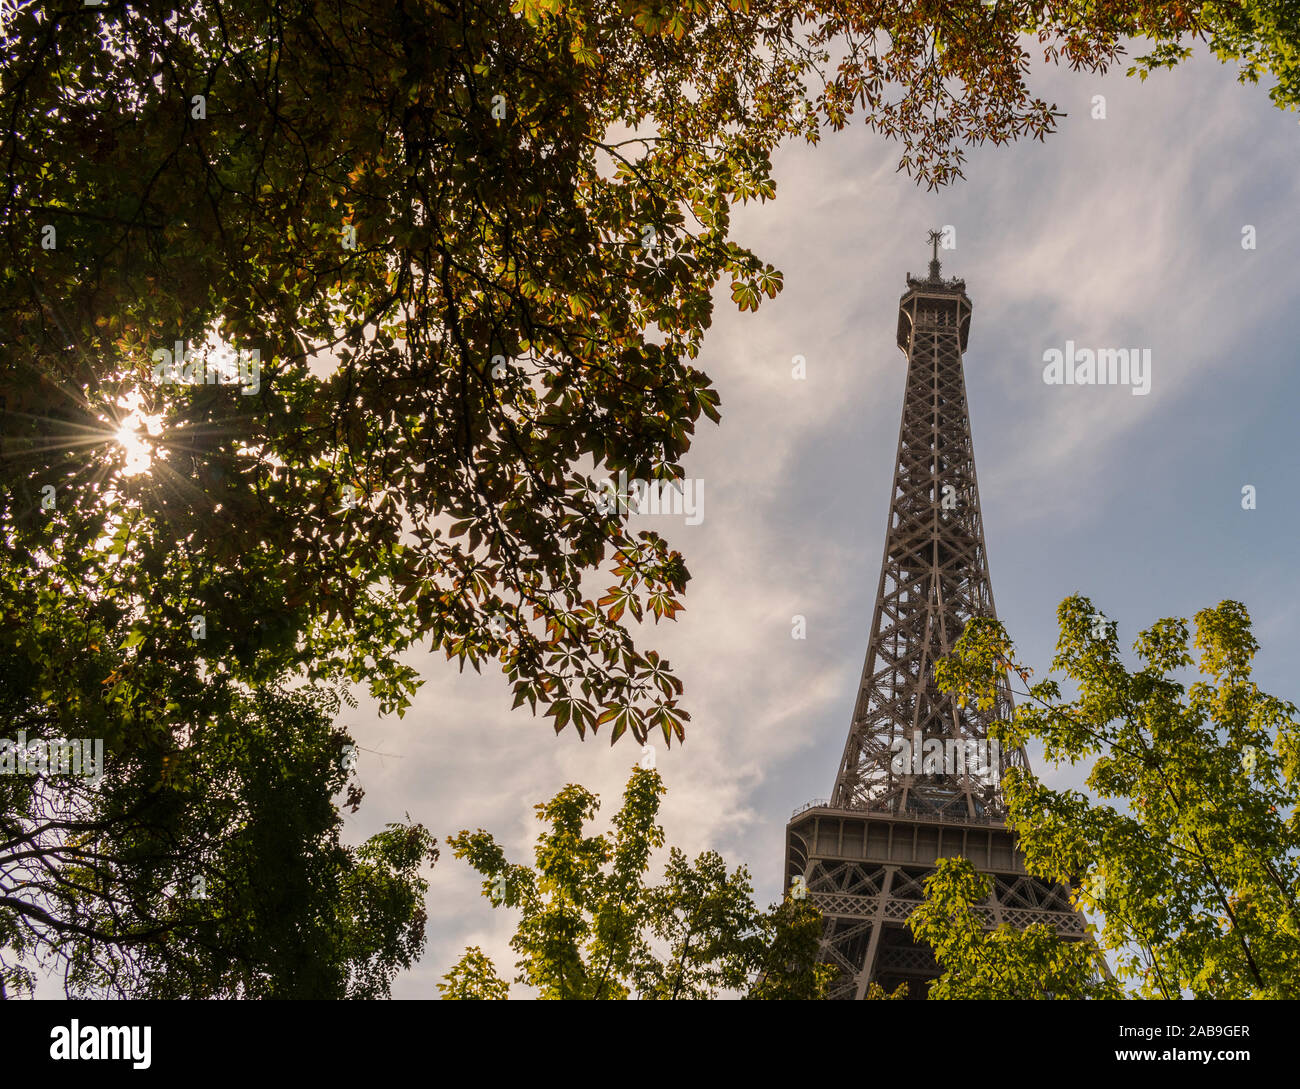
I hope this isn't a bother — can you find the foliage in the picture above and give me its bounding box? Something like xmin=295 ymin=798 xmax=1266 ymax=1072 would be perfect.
xmin=863 ymin=980 xmax=909 ymax=999
xmin=908 ymin=858 xmax=1123 ymax=999
xmin=0 ymin=565 xmax=439 ymax=997
xmin=1127 ymin=0 xmax=1300 ymax=111
xmin=439 ymin=766 xmax=834 ymax=998
xmin=5 ymin=0 xmax=1296 ymax=759
xmin=746 ymin=896 xmax=843 ymax=1000
xmin=439 ymin=946 xmax=510 ymax=1000
xmin=932 ymin=596 xmax=1300 ymax=998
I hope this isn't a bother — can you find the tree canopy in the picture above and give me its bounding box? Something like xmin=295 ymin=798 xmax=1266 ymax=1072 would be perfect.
xmin=929 ymin=596 xmax=1300 ymax=999
xmin=908 ymin=857 xmax=1123 ymax=1000
xmin=440 ymin=765 xmax=834 ymax=998
xmin=0 ymin=654 xmax=438 ymax=998
xmin=5 ymin=0 xmax=1296 ymax=750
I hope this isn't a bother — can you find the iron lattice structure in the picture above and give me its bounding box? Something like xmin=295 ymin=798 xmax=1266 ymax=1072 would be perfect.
xmin=784 ymin=237 xmax=1086 ymax=1000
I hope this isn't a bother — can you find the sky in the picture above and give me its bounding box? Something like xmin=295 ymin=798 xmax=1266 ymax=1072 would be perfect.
xmin=337 ymin=44 xmax=1300 ymax=998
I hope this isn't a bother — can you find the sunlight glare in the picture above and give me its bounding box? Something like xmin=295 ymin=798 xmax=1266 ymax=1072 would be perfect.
xmin=112 ymin=393 xmax=164 ymax=477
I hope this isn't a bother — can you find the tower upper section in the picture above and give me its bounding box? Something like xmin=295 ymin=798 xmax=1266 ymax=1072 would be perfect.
xmin=897 ymin=237 xmax=971 ymax=352
xmin=830 ymin=232 xmax=1026 ymax=821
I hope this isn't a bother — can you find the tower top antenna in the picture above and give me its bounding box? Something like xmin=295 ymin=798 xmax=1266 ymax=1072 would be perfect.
xmin=926 ymin=228 xmax=943 ymax=280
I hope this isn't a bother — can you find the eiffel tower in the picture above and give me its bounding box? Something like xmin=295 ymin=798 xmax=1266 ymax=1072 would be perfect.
xmin=783 ymin=233 xmax=1086 ymax=1000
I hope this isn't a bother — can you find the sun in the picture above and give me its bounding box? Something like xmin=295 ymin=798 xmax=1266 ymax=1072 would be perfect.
xmin=110 ymin=394 xmax=164 ymax=477
xmin=114 ymin=418 xmax=152 ymax=475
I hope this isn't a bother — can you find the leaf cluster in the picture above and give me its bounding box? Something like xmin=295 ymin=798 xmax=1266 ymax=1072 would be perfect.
xmin=440 ymin=765 xmax=835 ymax=998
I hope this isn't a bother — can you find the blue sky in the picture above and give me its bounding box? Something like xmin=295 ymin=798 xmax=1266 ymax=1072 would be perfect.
xmin=339 ymin=45 xmax=1300 ymax=997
